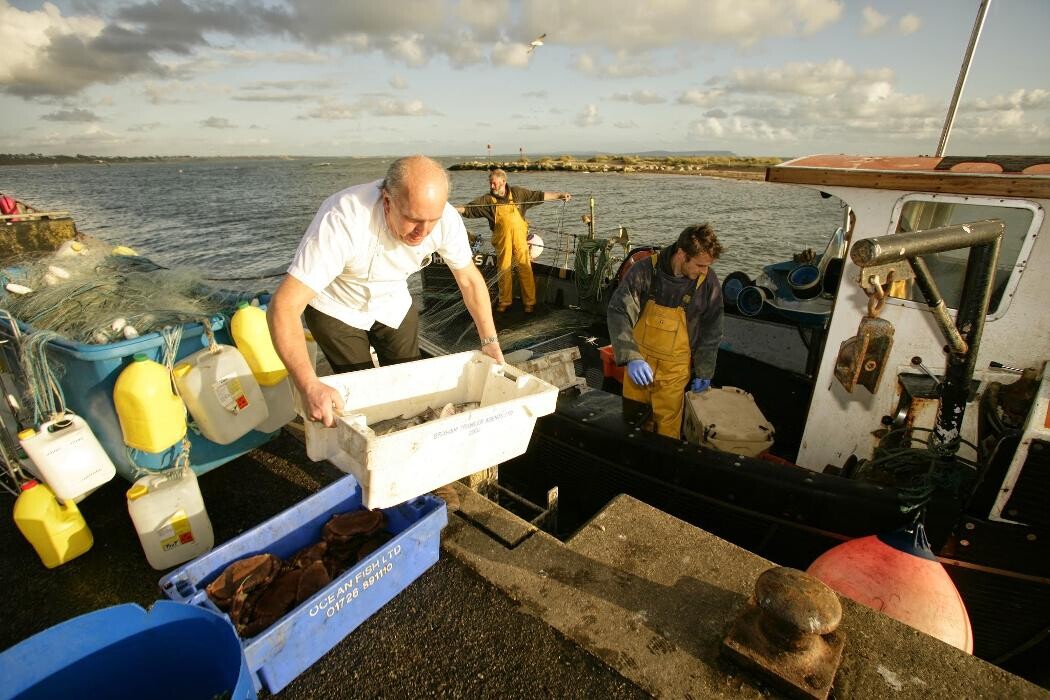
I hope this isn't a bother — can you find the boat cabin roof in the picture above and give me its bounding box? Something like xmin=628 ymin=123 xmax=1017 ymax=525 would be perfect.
xmin=767 ymin=154 xmax=1050 ymax=198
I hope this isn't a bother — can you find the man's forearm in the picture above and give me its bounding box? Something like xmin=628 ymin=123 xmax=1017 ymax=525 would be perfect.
xmin=267 ymin=301 xmax=317 ymax=391
xmin=454 ymin=266 xmax=497 ymax=341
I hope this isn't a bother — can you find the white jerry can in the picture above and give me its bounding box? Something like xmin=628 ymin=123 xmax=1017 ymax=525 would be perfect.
xmin=126 ymin=466 xmax=214 ymax=570
xmin=172 ymin=345 xmax=268 ymax=445
xmin=683 ymin=386 xmax=775 ymax=457
xmin=18 ymin=413 xmax=116 ymax=501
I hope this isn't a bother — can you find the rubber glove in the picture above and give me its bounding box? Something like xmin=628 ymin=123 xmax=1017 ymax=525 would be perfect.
xmin=627 ymin=359 xmax=654 ymax=386
xmin=690 ymin=378 xmax=711 ymax=393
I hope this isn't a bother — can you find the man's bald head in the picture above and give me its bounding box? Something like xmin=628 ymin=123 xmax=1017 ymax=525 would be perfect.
xmin=381 ymin=155 xmax=451 ymax=246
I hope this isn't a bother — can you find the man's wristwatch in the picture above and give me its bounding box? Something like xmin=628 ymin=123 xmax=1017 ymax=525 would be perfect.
xmin=480 ymin=335 xmax=499 ymax=347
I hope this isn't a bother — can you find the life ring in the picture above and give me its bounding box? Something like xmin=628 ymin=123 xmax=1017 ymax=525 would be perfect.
xmin=614 ymin=246 xmax=659 ymax=283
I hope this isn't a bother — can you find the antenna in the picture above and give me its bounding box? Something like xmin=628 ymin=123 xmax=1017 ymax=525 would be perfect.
xmin=936 ymin=0 xmax=992 ymax=157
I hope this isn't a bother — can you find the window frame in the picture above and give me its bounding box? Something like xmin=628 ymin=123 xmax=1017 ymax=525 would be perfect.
xmin=884 ymin=193 xmax=1043 ymax=321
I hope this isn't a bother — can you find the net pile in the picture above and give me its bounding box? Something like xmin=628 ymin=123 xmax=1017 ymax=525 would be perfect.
xmin=1 ymin=247 xmax=255 ymax=344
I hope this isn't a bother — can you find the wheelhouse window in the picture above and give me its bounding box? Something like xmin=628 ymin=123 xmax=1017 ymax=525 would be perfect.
xmin=890 ymin=197 xmax=1038 ymax=316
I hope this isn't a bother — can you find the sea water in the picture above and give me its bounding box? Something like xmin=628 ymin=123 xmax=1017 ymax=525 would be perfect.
xmin=0 ymin=156 xmax=843 ymax=280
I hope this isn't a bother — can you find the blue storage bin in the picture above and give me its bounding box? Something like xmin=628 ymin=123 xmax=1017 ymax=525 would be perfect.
xmin=0 ymin=601 xmax=255 ymax=700
xmin=0 ymin=299 xmax=277 ymax=482
xmin=159 ymin=474 xmax=447 ymax=695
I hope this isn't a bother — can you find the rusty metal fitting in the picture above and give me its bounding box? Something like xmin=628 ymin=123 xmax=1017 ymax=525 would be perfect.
xmin=723 ymin=566 xmax=845 ymax=700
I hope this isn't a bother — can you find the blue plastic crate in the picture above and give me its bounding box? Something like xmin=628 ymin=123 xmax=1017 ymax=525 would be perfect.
xmin=159 ymin=474 xmax=447 ymax=695
xmin=0 ymin=601 xmax=255 ymax=700
xmin=0 ymin=298 xmax=277 ymax=482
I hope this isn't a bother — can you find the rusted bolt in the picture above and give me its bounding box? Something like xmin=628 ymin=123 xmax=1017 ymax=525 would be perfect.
xmin=863 ymin=359 xmax=878 ymax=372
xmin=964 ymin=522 xmax=975 ymax=530
xmin=754 ymin=567 xmax=842 ymax=653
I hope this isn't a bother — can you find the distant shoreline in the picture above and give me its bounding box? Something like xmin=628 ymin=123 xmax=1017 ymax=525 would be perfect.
xmin=449 ymin=155 xmax=782 ymax=181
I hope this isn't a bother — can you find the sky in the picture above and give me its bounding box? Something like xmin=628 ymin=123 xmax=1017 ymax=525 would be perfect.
xmin=1 ymin=0 xmax=1048 ymax=158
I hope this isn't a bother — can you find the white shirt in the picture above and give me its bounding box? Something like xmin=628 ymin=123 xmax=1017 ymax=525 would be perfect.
xmin=288 ymin=180 xmax=473 ymax=330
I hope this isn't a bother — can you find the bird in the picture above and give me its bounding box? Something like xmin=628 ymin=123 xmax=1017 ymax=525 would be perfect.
xmin=526 ymin=33 xmax=546 ymax=54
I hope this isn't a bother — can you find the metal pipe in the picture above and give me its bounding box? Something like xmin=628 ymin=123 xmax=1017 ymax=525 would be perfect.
xmin=907 ymin=257 xmax=968 ymax=354
xmin=934 ymin=236 xmax=1001 ymax=450
xmin=851 ymin=220 xmax=1004 ymax=267
xmin=936 ymin=0 xmax=992 ymax=156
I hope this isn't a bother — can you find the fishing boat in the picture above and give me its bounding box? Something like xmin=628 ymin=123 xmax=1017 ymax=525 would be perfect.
xmin=419 ymin=150 xmax=1050 ymax=676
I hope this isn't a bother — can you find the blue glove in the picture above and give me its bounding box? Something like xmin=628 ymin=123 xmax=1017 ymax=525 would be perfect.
xmin=627 ymin=360 xmax=654 ymax=386
xmin=690 ymin=378 xmax=711 ymax=393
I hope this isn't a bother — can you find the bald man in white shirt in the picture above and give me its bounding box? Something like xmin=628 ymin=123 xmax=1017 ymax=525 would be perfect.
xmin=268 ymin=155 xmax=503 ymax=432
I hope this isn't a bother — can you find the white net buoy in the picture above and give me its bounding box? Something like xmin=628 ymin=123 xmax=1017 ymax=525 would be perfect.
xmin=527 ymin=232 xmax=544 ymax=260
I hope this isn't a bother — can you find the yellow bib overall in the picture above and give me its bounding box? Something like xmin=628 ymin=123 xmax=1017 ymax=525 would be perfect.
xmin=622 ymin=256 xmax=703 ymax=438
xmin=491 ymin=190 xmax=537 ymax=307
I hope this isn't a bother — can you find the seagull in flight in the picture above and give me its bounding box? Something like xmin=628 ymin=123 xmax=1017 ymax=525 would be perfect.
xmin=527 ymin=33 xmax=546 ymax=54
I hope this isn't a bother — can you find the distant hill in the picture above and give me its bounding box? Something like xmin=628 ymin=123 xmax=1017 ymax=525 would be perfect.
xmin=629 ymin=150 xmax=736 ymax=157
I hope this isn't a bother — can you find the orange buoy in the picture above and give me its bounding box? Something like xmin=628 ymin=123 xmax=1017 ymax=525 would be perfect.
xmin=806 ymin=523 xmax=973 ymax=653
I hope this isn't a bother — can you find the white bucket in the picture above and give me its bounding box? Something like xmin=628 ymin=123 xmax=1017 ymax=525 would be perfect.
xmin=127 ymin=467 xmax=214 ymax=570
xmin=255 ymin=377 xmax=297 ymax=433
xmin=18 ymin=414 xmax=116 ymax=501
xmin=172 ymin=345 xmax=268 ymax=445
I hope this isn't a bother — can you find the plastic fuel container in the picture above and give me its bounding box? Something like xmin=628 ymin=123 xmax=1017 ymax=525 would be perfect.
xmin=231 ymin=302 xmax=287 ymax=386
xmin=18 ymin=414 xmax=116 ymax=501
xmin=113 ymin=353 xmax=187 ymax=452
xmin=172 ymin=344 xmax=268 ymax=445
xmin=127 ymin=466 xmax=214 ymax=570
xmin=256 ymin=377 xmax=297 ymax=433
xmin=14 ymin=480 xmax=93 ymax=568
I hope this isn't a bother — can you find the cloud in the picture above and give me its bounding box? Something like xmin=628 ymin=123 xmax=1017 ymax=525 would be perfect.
xmin=677 ymin=88 xmax=726 ymax=106
xmin=729 ymin=59 xmax=893 ymax=98
xmin=898 ymin=14 xmax=921 ymax=35
xmin=613 ymin=120 xmax=638 ymax=129
xmin=611 ymin=90 xmax=665 ymax=105
xmin=518 ymin=124 xmax=545 ymax=130
xmin=491 ymin=40 xmax=531 ymax=68
xmin=573 ymin=51 xmax=662 ymax=78
xmin=861 ymin=6 xmax=888 ymax=35
xmin=201 ymin=116 xmax=236 ymax=129
xmin=520 ymin=0 xmax=842 ymax=50
xmin=523 ymin=90 xmax=548 ymax=98
xmin=302 ymin=96 xmax=438 ymax=120
xmin=217 ymin=48 xmax=331 ymax=64
xmin=576 ymin=104 xmax=600 ymax=127
xmin=704 ymin=108 xmax=728 ymax=118
xmin=233 ymin=93 xmax=317 ymax=102
xmin=389 ymin=74 xmax=408 ymax=90
xmin=972 ymin=89 xmax=1050 ymax=111
xmin=127 ymin=122 xmax=162 ymax=132
xmin=41 ymin=108 xmax=99 ymax=122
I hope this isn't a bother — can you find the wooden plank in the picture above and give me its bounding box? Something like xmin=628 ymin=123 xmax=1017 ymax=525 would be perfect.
xmin=766 ymin=166 xmax=1050 ymax=199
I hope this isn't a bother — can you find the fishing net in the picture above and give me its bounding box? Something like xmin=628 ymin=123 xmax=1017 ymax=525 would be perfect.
xmin=1 ymin=247 xmax=258 ymax=345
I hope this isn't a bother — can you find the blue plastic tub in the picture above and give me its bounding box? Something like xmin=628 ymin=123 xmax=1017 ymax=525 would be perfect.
xmin=0 ymin=300 xmax=276 ymax=482
xmin=0 ymin=601 xmax=255 ymax=700
xmin=159 ymin=474 xmax=447 ymax=695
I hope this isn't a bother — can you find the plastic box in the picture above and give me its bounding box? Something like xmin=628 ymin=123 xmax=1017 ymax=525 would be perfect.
xmin=0 ymin=307 xmax=277 ymax=482
xmin=159 ymin=475 xmax=447 ymax=695
xmin=0 ymin=601 xmax=255 ymax=700
xmin=599 ymin=344 xmax=625 ymax=384
xmin=683 ymin=386 xmax=775 ymax=456
xmin=302 ymin=351 xmax=558 ymax=509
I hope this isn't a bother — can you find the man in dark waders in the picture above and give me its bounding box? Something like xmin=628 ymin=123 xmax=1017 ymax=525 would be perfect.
xmin=606 ymin=224 xmax=724 ymax=438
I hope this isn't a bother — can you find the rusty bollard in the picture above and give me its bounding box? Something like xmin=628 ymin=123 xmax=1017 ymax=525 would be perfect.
xmin=723 ymin=566 xmax=845 ymax=700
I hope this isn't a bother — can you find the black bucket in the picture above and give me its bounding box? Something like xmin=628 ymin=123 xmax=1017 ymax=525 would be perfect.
xmin=737 ymin=285 xmax=772 ymax=317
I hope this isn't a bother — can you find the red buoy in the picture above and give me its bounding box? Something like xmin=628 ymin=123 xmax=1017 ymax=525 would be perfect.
xmin=806 ymin=524 xmax=973 ymax=653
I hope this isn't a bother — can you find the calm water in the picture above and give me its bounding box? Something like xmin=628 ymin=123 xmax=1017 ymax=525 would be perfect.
xmin=1 ymin=157 xmax=843 ymax=280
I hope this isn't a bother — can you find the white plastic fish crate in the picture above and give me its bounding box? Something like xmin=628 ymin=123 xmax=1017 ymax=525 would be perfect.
xmin=301 ymin=351 xmax=558 ymax=508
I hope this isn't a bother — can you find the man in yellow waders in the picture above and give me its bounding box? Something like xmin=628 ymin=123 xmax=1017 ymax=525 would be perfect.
xmin=607 ymin=224 xmax=724 ymax=438
xmin=458 ymin=168 xmax=571 ymax=313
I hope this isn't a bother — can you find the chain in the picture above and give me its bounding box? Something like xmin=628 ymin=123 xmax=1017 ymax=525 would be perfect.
xmin=863 ymin=270 xmax=895 ymax=318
